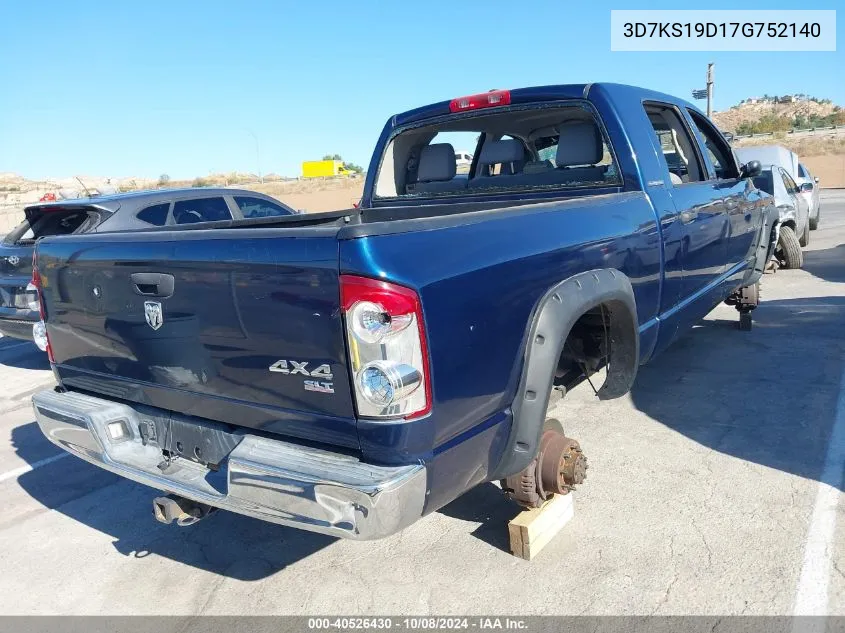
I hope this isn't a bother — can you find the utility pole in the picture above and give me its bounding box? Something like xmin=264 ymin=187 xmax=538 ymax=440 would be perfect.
xmin=706 ymin=62 xmax=714 ymax=118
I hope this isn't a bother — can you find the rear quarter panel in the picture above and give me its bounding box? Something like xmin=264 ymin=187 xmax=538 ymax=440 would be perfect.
xmin=340 ymin=191 xmax=662 ymax=469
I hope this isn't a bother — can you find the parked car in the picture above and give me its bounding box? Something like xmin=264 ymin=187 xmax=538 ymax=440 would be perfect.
xmin=0 ymin=188 xmax=296 ymax=343
xmin=31 ymin=83 xmax=777 ymax=539
xmin=751 ymin=165 xmax=811 ymax=269
xmin=454 ymin=150 xmax=473 ymax=171
xmin=734 ymin=145 xmax=820 ymax=231
xmin=796 ymin=162 xmax=821 ymax=230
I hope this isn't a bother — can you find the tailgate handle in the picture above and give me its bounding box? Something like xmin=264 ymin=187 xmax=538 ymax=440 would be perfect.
xmin=130 ymin=273 xmax=175 ymax=298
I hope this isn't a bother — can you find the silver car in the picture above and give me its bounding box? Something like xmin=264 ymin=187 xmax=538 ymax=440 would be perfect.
xmin=796 ymin=162 xmax=821 ymax=230
xmin=752 ymin=165 xmax=810 ymax=269
xmin=0 ymin=188 xmax=297 ymax=342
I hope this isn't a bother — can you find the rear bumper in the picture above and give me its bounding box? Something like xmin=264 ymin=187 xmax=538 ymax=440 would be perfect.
xmin=32 ymin=389 xmax=427 ymax=540
xmin=0 ymin=314 xmax=37 ymax=340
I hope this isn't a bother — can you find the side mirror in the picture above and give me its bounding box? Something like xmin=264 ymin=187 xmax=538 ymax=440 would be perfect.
xmin=799 ymin=182 xmax=813 ymax=193
xmin=741 ymin=160 xmax=762 ymax=178
xmin=814 ymin=176 xmax=820 ymax=183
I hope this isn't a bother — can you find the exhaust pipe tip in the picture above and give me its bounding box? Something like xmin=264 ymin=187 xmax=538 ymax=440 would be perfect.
xmin=153 ymin=495 xmax=215 ymax=526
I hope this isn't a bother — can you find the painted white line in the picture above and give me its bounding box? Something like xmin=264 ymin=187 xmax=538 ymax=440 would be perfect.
xmin=762 ymin=304 xmax=845 ymax=309
xmin=0 ymin=452 xmax=70 ymax=484
xmin=792 ymin=365 xmax=845 ymax=620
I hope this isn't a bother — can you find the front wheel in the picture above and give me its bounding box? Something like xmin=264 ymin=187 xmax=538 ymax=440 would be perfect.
xmin=799 ymin=220 xmax=810 ymax=247
xmin=776 ymin=225 xmax=804 ymax=269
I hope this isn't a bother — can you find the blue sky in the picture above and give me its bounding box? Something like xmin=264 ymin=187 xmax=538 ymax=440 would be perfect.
xmin=1 ymin=0 xmax=841 ymax=180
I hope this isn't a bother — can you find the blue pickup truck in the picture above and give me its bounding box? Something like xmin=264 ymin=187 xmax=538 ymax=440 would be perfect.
xmin=31 ymin=84 xmax=777 ymax=539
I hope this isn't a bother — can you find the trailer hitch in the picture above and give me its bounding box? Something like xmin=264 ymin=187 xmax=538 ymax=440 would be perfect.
xmin=153 ymin=495 xmax=216 ymax=527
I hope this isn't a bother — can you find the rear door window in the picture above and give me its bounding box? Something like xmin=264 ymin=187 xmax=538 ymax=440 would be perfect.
xmin=686 ymin=109 xmax=739 ymax=180
xmin=136 ymin=202 xmax=170 ymax=226
xmin=233 ymin=196 xmax=295 ymax=218
xmin=644 ymin=104 xmax=705 ymax=184
xmin=172 ymin=197 xmax=232 ymax=224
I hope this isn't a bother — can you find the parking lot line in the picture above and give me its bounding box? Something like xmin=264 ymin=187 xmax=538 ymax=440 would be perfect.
xmin=0 ymin=452 xmax=69 ymax=484
xmin=792 ymin=365 xmax=845 ymax=618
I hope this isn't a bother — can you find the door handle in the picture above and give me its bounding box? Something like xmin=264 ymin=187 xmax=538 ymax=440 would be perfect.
xmin=130 ymin=272 xmax=175 ymax=298
xmin=680 ymin=210 xmax=698 ymax=224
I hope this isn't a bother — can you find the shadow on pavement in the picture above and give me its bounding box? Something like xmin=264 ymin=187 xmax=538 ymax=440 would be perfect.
xmin=630 ymin=295 xmax=845 ymax=491
xmin=12 ymin=422 xmax=335 ymax=580
xmin=437 ymin=482 xmax=518 ymax=554
xmin=803 ymin=243 xmax=845 ymax=283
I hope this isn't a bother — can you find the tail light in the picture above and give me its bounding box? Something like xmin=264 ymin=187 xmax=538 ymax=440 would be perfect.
xmin=340 ymin=275 xmax=431 ymax=420
xmin=30 ymin=252 xmax=54 ymax=362
xmin=449 ymin=89 xmax=511 ymax=113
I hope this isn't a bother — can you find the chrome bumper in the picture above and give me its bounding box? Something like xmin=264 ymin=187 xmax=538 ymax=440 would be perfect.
xmin=32 ymin=389 xmax=426 ymax=540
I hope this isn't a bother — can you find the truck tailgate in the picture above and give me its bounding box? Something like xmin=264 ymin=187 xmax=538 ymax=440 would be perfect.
xmin=36 ymin=229 xmax=359 ymax=450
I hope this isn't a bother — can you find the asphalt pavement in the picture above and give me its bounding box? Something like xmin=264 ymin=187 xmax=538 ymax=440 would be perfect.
xmin=0 ymin=191 xmax=844 ymax=615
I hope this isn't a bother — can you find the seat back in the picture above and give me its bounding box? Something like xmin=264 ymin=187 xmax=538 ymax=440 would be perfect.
xmin=411 ymin=143 xmax=467 ymax=193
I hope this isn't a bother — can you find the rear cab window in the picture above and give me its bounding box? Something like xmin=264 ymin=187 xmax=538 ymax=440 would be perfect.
xmin=373 ymin=103 xmax=621 ymax=200
xmin=172 ymin=197 xmax=232 ymax=224
xmin=233 ymin=196 xmax=295 ymax=218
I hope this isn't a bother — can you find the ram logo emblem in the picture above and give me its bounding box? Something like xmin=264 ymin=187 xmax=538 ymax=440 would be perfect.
xmin=144 ymin=301 xmax=164 ymax=331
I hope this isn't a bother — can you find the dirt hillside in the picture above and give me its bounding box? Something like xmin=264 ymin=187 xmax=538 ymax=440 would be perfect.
xmin=713 ymin=99 xmax=839 ymax=133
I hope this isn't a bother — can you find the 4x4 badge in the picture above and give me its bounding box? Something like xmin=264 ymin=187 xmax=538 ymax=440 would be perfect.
xmin=144 ymin=301 xmax=163 ymax=331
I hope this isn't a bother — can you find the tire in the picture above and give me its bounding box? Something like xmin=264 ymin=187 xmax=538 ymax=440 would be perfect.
xmin=809 ymin=208 xmax=820 ymax=231
xmin=777 ymin=225 xmax=804 ymax=269
xmin=799 ymin=220 xmax=810 ymax=247
xmin=739 ymin=311 xmax=752 ymax=331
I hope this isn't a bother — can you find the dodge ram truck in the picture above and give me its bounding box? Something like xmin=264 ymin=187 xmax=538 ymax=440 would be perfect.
xmin=31 ymin=83 xmax=778 ymax=539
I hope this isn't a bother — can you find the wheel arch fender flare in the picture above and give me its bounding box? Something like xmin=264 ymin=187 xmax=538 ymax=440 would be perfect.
xmin=490 ymin=268 xmax=639 ymax=480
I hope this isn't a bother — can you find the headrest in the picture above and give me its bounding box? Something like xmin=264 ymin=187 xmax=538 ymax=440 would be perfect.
xmin=556 ymin=122 xmax=603 ymax=167
xmin=478 ymin=139 xmax=524 ymax=165
xmin=523 ymin=160 xmax=554 ymax=174
xmin=417 ymin=143 xmax=456 ymax=182
xmin=528 ymin=126 xmax=558 ymax=141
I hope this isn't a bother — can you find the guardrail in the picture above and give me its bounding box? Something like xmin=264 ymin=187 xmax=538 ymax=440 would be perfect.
xmin=734 ymin=124 xmax=845 ymax=140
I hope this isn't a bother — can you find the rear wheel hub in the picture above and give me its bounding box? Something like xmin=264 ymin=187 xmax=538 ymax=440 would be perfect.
xmin=502 ymin=422 xmax=587 ymax=508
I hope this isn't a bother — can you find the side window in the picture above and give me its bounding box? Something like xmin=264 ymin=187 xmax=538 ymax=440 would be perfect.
xmin=686 ymin=109 xmax=739 ymax=180
xmin=781 ymin=169 xmax=799 ymax=194
xmin=644 ymin=104 xmax=705 ymax=184
xmin=233 ymin=196 xmax=294 ymax=218
xmin=798 ymin=163 xmax=808 ymax=178
xmin=172 ymin=197 xmax=232 ymax=224
xmin=751 ymin=171 xmax=774 ymax=195
xmin=136 ymin=202 xmax=170 ymax=226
